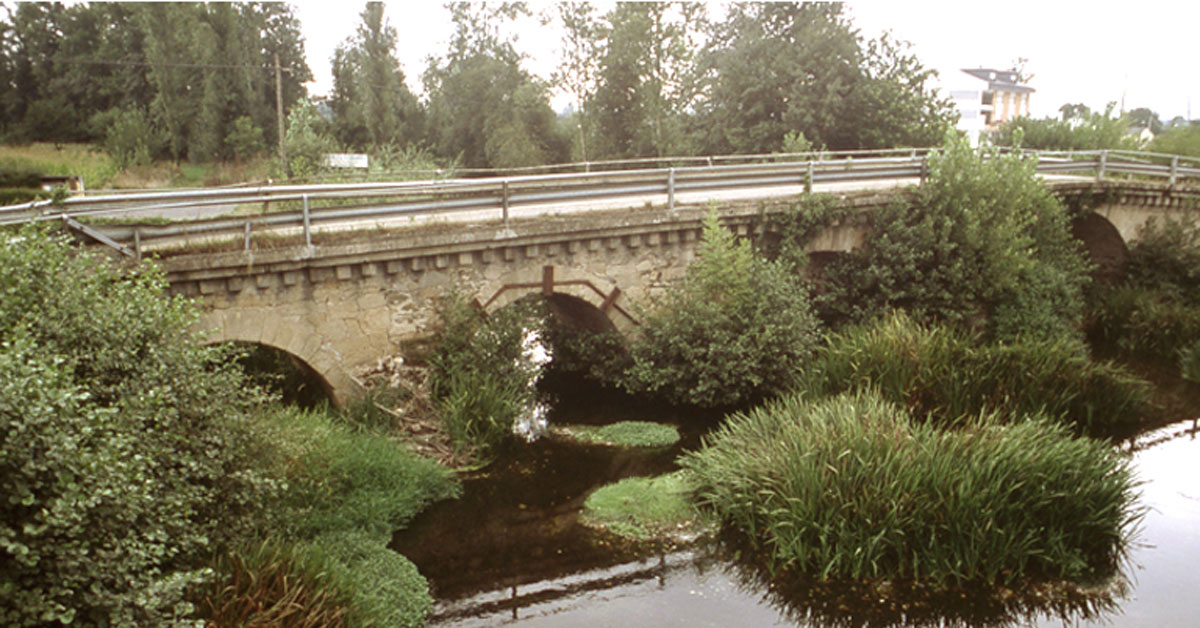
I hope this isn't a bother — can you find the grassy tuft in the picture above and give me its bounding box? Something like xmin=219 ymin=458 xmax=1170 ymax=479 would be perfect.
xmin=682 ymin=389 xmax=1141 ymax=586
xmin=582 ymin=471 xmax=700 ymax=540
xmin=563 ymin=421 xmax=681 ymax=448
xmin=801 ymin=311 xmax=1151 ymax=434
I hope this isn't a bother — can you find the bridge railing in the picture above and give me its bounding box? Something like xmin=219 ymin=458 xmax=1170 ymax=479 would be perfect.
xmin=2 ymin=149 xmax=1198 ymax=257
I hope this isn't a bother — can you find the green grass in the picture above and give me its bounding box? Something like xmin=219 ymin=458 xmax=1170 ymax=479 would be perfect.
xmin=563 ymin=421 xmax=681 ymax=448
xmin=800 ymin=311 xmax=1151 ymax=434
xmin=681 ymin=389 xmax=1141 ymax=586
xmin=581 ymin=471 xmax=700 ymax=540
xmin=0 ymin=142 xmax=118 ymax=189
xmin=231 ymin=404 xmax=461 ymax=628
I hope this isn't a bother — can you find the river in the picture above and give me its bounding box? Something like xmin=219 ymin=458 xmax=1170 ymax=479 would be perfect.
xmin=391 ymin=394 xmax=1200 ymax=627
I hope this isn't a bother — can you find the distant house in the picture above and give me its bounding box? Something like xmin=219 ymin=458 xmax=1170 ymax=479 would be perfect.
xmin=1127 ymin=125 xmax=1155 ymax=146
xmin=947 ymin=68 xmax=1035 ymax=145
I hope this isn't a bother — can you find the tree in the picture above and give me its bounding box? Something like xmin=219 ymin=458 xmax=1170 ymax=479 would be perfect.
xmin=329 ymin=1 xmax=422 ymax=150
xmin=588 ymin=2 xmax=706 ymax=159
xmin=1126 ymin=107 xmax=1163 ymax=134
xmin=424 ymin=2 xmax=568 ymax=169
xmin=1150 ymin=123 xmax=1200 ymax=158
xmin=551 ymin=1 xmax=602 ymax=162
xmin=0 ymin=227 xmax=271 ymax=626
xmin=625 ymin=212 xmax=821 ymax=408
xmin=995 ymin=103 xmax=1136 ymax=151
xmin=693 ymin=3 xmax=950 ymax=154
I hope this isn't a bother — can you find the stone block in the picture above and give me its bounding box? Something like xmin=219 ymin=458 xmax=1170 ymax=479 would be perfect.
xmin=502 ymin=247 xmax=516 ymax=262
xmin=282 ymin=271 xmax=300 ymax=286
xmin=457 ymin=251 xmax=474 ymax=266
xmin=664 ymin=231 xmax=677 ymax=244
xmin=254 ymin=274 xmax=273 ymax=289
xmin=544 ymin=243 xmax=558 ymax=257
xmin=335 ymin=265 xmax=353 ymax=281
xmin=361 ymin=262 xmax=378 ymax=277
xmin=567 ymin=241 xmax=580 ymax=254
xmin=198 ymin=279 xmax=222 ymax=295
xmin=386 ymin=260 xmax=404 ymax=274
xmin=434 ymin=255 xmax=449 ymax=269
xmin=524 ymin=244 xmax=539 ymax=259
xmin=646 ymin=233 xmax=661 ymax=247
xmin=309 ymin=267 xmax=333 ymax=283
xmin=227 ymin=277 xmax=244 ymax=293
xmin=626 ymin=234 xmax=641 ymax=248
xmin=481 ymin=249 xmax=495 ymax=263
xmin=410 ymin=257 xmax=425 ymax=272
xmin=587 ymin=239 xmax=601 ymax=252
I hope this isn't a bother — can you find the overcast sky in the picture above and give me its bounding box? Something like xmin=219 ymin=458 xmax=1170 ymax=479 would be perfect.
xmin=292 ymin=1 xmax=1199 ymax=122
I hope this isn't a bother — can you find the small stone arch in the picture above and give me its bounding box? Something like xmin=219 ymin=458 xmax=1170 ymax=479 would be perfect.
xmin=479 ymin=264 xmax=637 ymax=336
xmin=1071 ymin=211 xmax=1129 ymax=283
xmin=194 ymin=309 xmax=363 ymax=406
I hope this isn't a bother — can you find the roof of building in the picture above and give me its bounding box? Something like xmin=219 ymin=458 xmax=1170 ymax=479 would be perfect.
xmin=961 ymin=68 xmax=1036 ymax=94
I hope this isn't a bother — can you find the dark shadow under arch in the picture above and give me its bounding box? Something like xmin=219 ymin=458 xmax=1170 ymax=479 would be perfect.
xmin=543 ymin=292 xmax=619 ymax=335
xmin=225 ymin=341 xmax=334 ymax=409
xmin=1072 ymin=211 xmax=1129 ymax=283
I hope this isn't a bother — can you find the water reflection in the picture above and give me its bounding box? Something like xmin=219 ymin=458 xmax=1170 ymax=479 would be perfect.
xmin=409 ymin=416 xmax=1200 ymax=627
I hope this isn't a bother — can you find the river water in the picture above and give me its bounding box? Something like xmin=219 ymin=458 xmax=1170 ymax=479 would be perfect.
xmin=391 ymin=397 xmax=1200 ymax=627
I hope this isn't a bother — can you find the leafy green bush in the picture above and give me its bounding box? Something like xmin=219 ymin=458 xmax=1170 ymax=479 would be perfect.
xmin=1123 ymin=213 xmax=1200 ymax=305
xmin=0 ymin=187 xmax=44 ymax=205
xmin=624 ymin=211 xmax=820 ymax=408
xmin=1149 ymin=123 xmax=1200 ymax=158
xmin=0 ymin=226 xmax=272 ymax=626
xmin=814 ymin=133 xmax=1091 ymax=341
xmin=992 ymin=105 xmax=1138 ymax=151
xmin=1182 ymin=340 xmax=1200 ymax=384
xmin=1087 ymin=284 xmax=1200 ymax=364
xmin=429 ymin=293 xmax=548 ymax=452
xmin=801 ymin=312 xmax=1150 ymax=434
xmin=0 ymin=161 xmax=43 ymax=187
xmin=682 ymin=389 xmax=1140 ymax=586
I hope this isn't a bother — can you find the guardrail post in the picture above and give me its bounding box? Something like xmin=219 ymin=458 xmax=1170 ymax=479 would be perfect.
xmin=805 ymin=161 xmax=814 ymax=194
xmin=243 ymin=221 xmax=251 ymax=252
xmin=667 ymin=168 xmax=676 ymax=211
xmin=302 ymin=194 xmax=312 ymax=247
xmin=502 ymin=179 xmax=510 ymax=228
xmin=1097 ymin=150 xmax=1108 ymax=181
xmin=133 ymin=228 xmax=142 ymax=261
xmin=1170 ymin=156 xmax=1179 ymax=186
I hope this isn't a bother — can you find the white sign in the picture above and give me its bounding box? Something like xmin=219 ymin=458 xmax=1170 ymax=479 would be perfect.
xmin=324 ymin=153 xmax=369 ymax=169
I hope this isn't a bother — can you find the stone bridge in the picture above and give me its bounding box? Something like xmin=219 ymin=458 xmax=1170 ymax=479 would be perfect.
xmin=160 ymin=179 xmax=1199 ymax=404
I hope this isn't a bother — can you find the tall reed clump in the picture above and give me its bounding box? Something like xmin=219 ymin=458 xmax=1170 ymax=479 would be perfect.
xmin=429 ymin=292 xmax=549 ymax=453
xmin=197 ymin=540 xmax=350 ymax=628
xmin=681 ymin=390 xmax=1141 ymax=586
xmin=800 ymin=312 xmax=1151 ymax=434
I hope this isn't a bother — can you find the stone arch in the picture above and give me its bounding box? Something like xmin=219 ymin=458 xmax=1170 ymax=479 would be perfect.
xmin=194 ymin=309 xmax=363 ymax=406
xmin=479 ymin=264 xmax=637 ymax=336
xmin=1071 ymin=211 xmax=1129 ymax=283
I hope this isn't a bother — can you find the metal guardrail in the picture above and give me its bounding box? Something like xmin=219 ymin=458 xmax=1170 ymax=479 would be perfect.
xmin=2 ymin=148 xmax=1198 ymax=257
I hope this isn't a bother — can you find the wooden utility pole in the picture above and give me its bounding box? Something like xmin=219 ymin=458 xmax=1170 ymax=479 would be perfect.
xmin=275 ymin=53 xmax=287 ymax=175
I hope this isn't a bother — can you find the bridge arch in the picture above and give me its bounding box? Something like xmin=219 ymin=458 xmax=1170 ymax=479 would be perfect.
xmin=195 ymin=309 xmax=363 ymax=406
xmin=479 ymin=264 xmax=637 ymax=336
xmin=1071 ymin=211 xmax=1129 ymax=282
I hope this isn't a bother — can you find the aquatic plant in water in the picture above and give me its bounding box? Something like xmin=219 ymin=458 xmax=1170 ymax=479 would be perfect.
xmin=682 ymin=389 xmax=1141 ymax=587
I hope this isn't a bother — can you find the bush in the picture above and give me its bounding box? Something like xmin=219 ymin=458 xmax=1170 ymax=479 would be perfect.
xmin=801 ymin=312 xmax=1150 ymax=434
xmin=682 ymin=389 xmax=1141 ymax=586
xmin=1149 ymin=124 xmax=1200 ymax=158
xmin=308 ymin=531 xmax=435 ymax=628
xmin=624 ymin=211 xmax=820 ymax=408
xmin=814 ymin=133 xmax=1091 ymax=341
xmin=992 ymin=105 xmax=1138 ymax=151
xmin=429 ymin=293 xmax=549 ymax=452
xmin=1086 ymin=284 xmax=1200 ymax=364
xmin=0 ymin=226 xmax=272 ymax=626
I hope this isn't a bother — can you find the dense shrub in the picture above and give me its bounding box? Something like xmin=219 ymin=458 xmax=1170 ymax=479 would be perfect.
xmin=682 ymin=390 xmax=1140 ymax=586
xmin=1149 ymin=123 xmax=1200 ymax=159
xmin=624 ymin=211 xmax=820 ymax=408
xmin=812 ymin=133 xmax=1091 ymax=341
xmin=1123 ymin=213 xmax=1200 ymax=305
xmin=429 ymin=293 xmax=549 ymax=452
xmin=308 ymin=531 xmax=436 ymax=628
xmin=801 ymin=312 xmax=1150 ymax=434
xmin=0 ymin=226 xmax=272 ymax=626
xmin=992 ymin=106 xmax=1138 ymax=151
